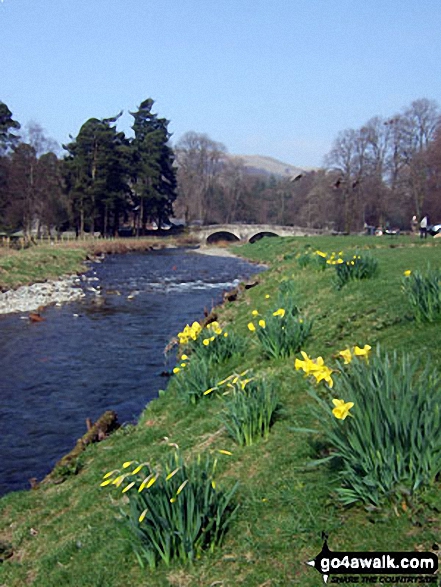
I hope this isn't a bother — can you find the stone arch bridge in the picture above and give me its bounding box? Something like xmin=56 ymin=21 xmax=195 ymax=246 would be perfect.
xmin=189 ymin=224 xmax=325 ymax=244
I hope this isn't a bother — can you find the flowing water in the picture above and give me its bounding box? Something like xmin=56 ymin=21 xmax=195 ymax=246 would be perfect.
xmin=0 ymin=248 xmax=263 ymax=496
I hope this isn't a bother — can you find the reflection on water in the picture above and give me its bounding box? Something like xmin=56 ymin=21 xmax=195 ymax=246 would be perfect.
xmin=0 ymin=248 xmax=262 ymax=496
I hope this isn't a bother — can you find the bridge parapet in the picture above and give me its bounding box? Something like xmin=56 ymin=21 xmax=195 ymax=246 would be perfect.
xmin=189 ymin=224 xmax=325 ymax=244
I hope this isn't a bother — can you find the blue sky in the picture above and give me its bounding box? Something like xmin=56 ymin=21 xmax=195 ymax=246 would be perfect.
xmin=2 ymin=0 xmax=441 ymax=167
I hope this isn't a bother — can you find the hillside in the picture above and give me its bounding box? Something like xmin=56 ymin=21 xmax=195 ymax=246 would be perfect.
xmin=229 ymin=154 xmax=308 ymax=178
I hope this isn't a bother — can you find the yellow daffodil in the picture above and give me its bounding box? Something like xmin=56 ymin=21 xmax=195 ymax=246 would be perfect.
xmin=165 ymin=468 xmax=180 ymax=481
xmin=273 ymin=308 xmax=286 ymax=318
xmin=207 ymin=321 xmax=222 ymax=335
xmin=403 ymin=270 xmax=412 ymax=277
xmin=216 ymin=375 xmax=233 ymax=386
xmin=332 ymin=399 xmax=354 ymax=420
xmin=218 ymin=449 xmax=233 ymax=455
xmin=223 ymin=332 xmax=229 ymax=337
xmin=181 ymin=354 xmax=189 ymax=360
xmin=338 ymin=348 xmax=352 ymax=364
xmin=203 ymin=387 xmax=217 ymax=395
xmin=247 ymin=322 xmax=256 ymax=332
xmin=139 ymin=474 xmax=154 ymax=492
xmin=176 ymin=479 xmax=188 ymax=495
xmin=173 ymin=367 xmax=180 ymax=374
xmin=312 ymin=366 xmax=334 ymax=388
xmin=353 ymin=344 xmax=371 ymax=359
xmin=258 ymin=319 xmax=266 ymax=328
xmin=251 ymin=310 xmax=259 ymax=316
xmin=131 ymin=463 xmax=146 ymax=475
xmin=122 ymin=481 xmax=136 ymax=493
xmin=100 ymin=478 xmax=114 ymax=487
xmin=138 ymin=508 xmax=148 ymax=522
xmin=265 ymin=294 xmax=271 ymax=299
xmin=315 ymin=250 xmax=327 ymax=258
xmin=102 ymin=469 xmax=118 ymax=479
xmin=294 ymin=351 xmax=316 ymax=374
xmin=146 ymin=475 xmax=157 ymax=489
xmin=112 ymin=475 xmax=126 ymax=487
xmin=202 ymin=339 xmax=210 ymax=346
xmin=122 ymin=461 xmax=135 ymax=469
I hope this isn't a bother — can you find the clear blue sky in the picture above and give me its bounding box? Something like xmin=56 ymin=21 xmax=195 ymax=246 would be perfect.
xmin=2 ymin=0 xmax=441 ymax=167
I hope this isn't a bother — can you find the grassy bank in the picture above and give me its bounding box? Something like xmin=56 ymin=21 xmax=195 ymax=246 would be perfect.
xmin=0 ymin=237 xmax=194 ymax=291
xmin=1 ymin=235 xmax=440 ymax=586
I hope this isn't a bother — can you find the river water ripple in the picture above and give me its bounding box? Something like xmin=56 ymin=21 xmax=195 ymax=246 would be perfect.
xmin=0 ymin=248 xmax=262 ymax=496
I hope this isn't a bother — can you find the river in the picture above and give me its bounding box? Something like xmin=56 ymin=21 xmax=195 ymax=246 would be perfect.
xmin=0 ymin=248 xmax=262 ymax=496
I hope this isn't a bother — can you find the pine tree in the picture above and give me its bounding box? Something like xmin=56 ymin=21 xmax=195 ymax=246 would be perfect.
xmin=130 ymin=99 xmax=177 ymax=233
xmin=63 ymin=114 xmax=130 ymax=236
xmin=0 ymin=101 xmax=20 ymax=155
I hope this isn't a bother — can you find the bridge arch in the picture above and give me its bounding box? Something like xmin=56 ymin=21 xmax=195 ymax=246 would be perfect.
xmin=206 ymin=231 xmax=241 ymax=244
xmin=249 ymin=231 xmax=279 ymax=244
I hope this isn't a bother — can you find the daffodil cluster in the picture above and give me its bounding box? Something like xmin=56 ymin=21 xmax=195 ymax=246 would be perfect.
xmin=402 ymin=267 xmax=441 ymax=322
xmin=294 ymin=345 xmax=373 ymax=421
xmin=203 ymin=369 xmax=252 ymax=397
xmin=201 ymin=321 xmax=224 ymax=346
xmin=100 ymin=451 xmax=238 ymax=568
xmin=296 ymin=248 xmax=345 ymax=270
xmin=325 ymin=251 xmax=345 ymax=265
xmin=337 ymin=344 xmax=371 ymax=364
xmin=247 ymin=306 xmax=312 ymax=359
xmin=172 ymin=354 xmax=189 ymax=374
xmin=220 ymin=375 xmax=280 ymax=446
xmin=295 ymin=351 xmax=334 ymax=387
xmin=177 ymin=321 xmax=202 ymax=345
xmin=333 ymin=252 xmax=378 ymax=288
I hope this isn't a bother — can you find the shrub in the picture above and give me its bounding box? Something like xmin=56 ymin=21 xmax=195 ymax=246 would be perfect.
xmin=101 ymin=452 xmax=239 ymax=569
xmin=304 ymin=347 xmax=441 ymax=506
xmin=220 ymin=377 xmax=280 ymax=446
xmin=402 ymin=268 xmax=441 ymax=322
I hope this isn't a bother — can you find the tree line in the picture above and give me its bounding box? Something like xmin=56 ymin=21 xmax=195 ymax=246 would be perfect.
xmin=174 ymin=98 xmax=441 ymax=232
xmin=0 ymin=98 xmax=177 ymax=239
xmin=1 ymin=96 xmax=440 ymax=239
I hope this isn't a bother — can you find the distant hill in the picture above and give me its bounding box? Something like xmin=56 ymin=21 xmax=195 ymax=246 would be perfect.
xmin=229 ymin=154 xmax=308 ymax=178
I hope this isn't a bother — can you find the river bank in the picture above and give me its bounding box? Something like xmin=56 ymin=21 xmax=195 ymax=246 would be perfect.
xmin=0 ymin=236 xmax=198 ymax=292
xmin=0 ymin=275 xmax=86 ymax=315
xmin=0 ymin=241 xmax=246 ymax=315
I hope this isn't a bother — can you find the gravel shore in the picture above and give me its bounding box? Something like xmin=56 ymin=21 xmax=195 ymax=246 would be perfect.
xmin=189 ymin=245 xmax=241 ymax=258
xmin=0 ymin=276 xmax=85 ymax=315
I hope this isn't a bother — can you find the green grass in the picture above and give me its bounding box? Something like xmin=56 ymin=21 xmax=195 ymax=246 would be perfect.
xmin=0 ymin=246 xmax=88 ymax=290
xmin=1 ymin=234 xmax=441 ymax=586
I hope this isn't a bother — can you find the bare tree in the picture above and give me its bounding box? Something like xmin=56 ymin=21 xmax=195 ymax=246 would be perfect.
xmin=219 ymin=157 xmax=246 ymax=223
xmin=325 ymin=128 xmax=367 ymax=232
xmin=175 ymin=132 xmax=226 ymax=224
xmin=24 ymin=121 xmax=60 ymax=157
